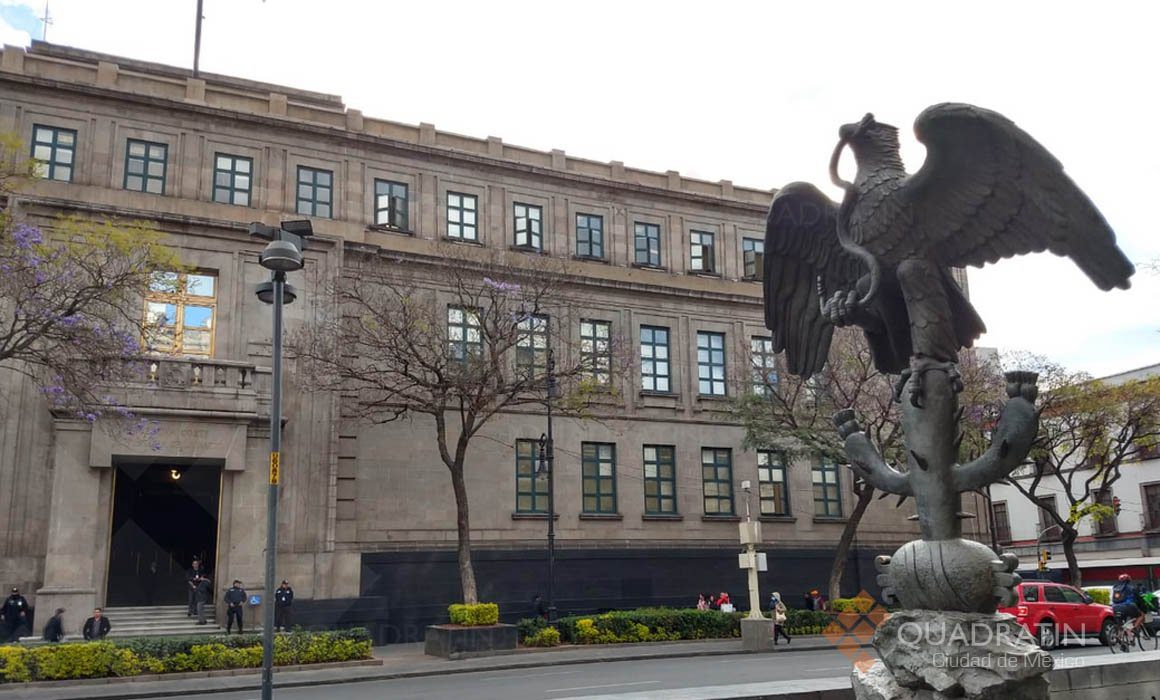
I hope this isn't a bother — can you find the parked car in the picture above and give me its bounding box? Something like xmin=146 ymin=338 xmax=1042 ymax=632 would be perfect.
xmin=998 ymin=581 xmax=1114 ymax=650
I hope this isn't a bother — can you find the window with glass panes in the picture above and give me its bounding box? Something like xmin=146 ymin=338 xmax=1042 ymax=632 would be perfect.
xmin=296 ymin=166 xmax=332 ymax=218
xmin=516 ymin=314 xmax=549 ymax=378
xmin=1037 ymin=495 xmax=1061 ymax=541
xmin=515 ymin=439 xmax=549 ymax=514
xmin=640 ymin=325 xmax=671 ymax=392
xmin=374 ymin=179 xmax=409 ymax=229
xmin=31 ymin=125 xmax=76 ymax=182
xmin=580 ymin=320 xmax=611 ymax=385
xmin=124 ymin=139 xmax=167 ymax=194
xmin=758 ymin=451 xmax=789 ymax=516
xmin=143 ymin=272 xmax=217 ymax=356
xmin=576 ymin=214 xmax=604 ymax=258
xmin=1094 ymin=488 xmax=1118 ymax=535
xmin=690 ymin=231 xmax=715 ymax=273
xmin=447 ymin=192 xmax=478 ymax=240
xmin=514 ymin=203 xmax=543 ymax=250
xmin=212 ymin=153 xmax=252 ymax=206
xmin=1145 ymin=484 xmax=1160 ymax=530
xmin=643 ymin=445 xmax=677 ymax=514
xmin=697 ymin=331 xmax=726 ymax=396
xmin=743 ymin=238 xmax=764 ymax=279
xmin=701 ymin=448 xmax=734 ymax=515
xmin=447 ymin=306 xmax=481 ymax=362
xmin=634 ymin=222 xmax=661 ymax=267
xmin=750 ymin=336 xmax=778 ymax=394
xmin=582 ymin=442 xmax=617 ymax=514
xmin=991 ymin=501 xmax=1012 ymax=543
xmin=812 ymin=459 xmax=842 ymax=517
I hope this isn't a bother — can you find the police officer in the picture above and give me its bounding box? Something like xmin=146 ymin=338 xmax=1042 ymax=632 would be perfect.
xmin=1 ymin=587 xmax=30 ymax=642
xmin=195 ymin=575 xmax=213 ymax=625
xmin=274 ymin=580 xmax=294 ymax=632
xmin=186 ymin=559 xmax=206 ymax=617
xmin=224 ymin=580 xmax=247 ymax=634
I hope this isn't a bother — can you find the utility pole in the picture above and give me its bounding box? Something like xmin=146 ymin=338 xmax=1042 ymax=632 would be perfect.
xmin=40 ymin=3 xmax=52 ymax=41
xmin=738 ymin=481 xmax=769 ymax=650
xmin=193 ymin=0 xmax=204 ymax=78
xmin=536 ymin=330 xmax=557 ymax=624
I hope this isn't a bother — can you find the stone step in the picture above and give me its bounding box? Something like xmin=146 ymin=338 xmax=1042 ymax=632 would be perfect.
xmin=108 ymin=624 xmax=228 ymax=637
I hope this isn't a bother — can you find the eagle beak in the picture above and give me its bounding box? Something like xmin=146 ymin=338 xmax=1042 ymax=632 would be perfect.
xmin=829 ymin=137 xmax=853 ymax=190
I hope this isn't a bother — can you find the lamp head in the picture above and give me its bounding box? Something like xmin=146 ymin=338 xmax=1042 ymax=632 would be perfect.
xmin=255 ymin=280 xmax=298 ymax=305
xmin=259 ymin=239 xmax=305 ymax=272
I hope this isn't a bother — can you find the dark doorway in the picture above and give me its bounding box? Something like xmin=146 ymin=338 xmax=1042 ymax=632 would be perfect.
xmin=107 ymin=459 xmax=222 ymax=606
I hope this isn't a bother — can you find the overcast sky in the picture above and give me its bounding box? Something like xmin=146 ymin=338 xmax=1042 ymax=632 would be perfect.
xmin=2 ymin=0 xmax=1156 ymax=377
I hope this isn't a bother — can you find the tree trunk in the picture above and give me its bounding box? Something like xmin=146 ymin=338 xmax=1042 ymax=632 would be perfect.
xmin=1062 ymin=527 xmax=1081 ymax=588
xmin=828 ymin=486 xmax=875 ymax=602
xmin=449 ymin=461 xmax=479 ymax=603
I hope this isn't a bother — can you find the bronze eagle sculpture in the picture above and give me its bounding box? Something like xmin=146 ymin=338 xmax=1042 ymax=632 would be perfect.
xmin=763 ymin=103 xmax=1135 ymax=382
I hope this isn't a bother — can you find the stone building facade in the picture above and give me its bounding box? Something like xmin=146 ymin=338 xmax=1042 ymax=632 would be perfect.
xmin=0 ymin=42 xmax=975 ymax=641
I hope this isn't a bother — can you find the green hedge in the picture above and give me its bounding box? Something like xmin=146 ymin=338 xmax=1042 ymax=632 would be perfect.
xmin=448 ymin=603 xmax=500 ymax=626
xmin=556 ymin=608 xmax=739 ymax=644
xmin=517 ymin=616 xmax=548 ymax=642
xmin=0 ymin=629 xmax=372 ymax=683
xmin=523 ymin=627 xmax=561 ymax=647
xmin=829 ymin=596 xmax=876 ymax=613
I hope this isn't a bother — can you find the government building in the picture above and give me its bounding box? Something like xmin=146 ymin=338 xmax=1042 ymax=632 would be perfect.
xmin=0 ymin=42 xmax=968 ymax=641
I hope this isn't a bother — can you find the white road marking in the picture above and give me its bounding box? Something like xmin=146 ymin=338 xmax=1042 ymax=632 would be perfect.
xmin=476 ymin=669 xmax=583 ymax=681
xmin=547 ymin=680 xmax=662 ymax=692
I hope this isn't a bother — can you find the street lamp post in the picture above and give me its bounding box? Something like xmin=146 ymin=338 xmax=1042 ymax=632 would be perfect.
xmin=536 ymin=342 xmax=557 ymax=623
xmin=249 ymin=220 xmax=311 ymax=700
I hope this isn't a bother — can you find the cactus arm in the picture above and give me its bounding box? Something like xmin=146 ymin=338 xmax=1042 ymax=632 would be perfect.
xmin=953 ymin=394 xmax=1039 ymax=493
xmin=835 ymin=408 xmax=913 ymax=496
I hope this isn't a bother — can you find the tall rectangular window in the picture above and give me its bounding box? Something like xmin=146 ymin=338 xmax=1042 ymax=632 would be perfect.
xmin=144 ymin=271 xmax=217 ymax=356
xmin=991 ymin=501 xmax=1012 ymax=544
xmin=743 ymin=238 xmax=764 ymax=279
xmin=516 ymin=314 xmax=549 ymax=379
xmin=697 ymin=331 xmax=726 ymax=396
xmin=212 ymin=153 xmax=253 ymax=206
xmin=643 ymin=445 xmax=677 ymax=515
xmin=701 ymin=448 xmax=734 ymax=515
xmin=758 ymin=451 xmax=789 ymax=516
xmin=576 ymin=214 xmax=604 ymax=259
xmin=1094 ymin=488 xmax=1118 ymax=535
xmin=690 ymin=230 xmax=716 ymax=273
xmin=1037 ymin=494 xmax=1061 ymax=541
xmin=582 ymin=442 xmax=617 ymax=514
xmin=31 ymin=124 xmax=76 ymax=182
xmin=447 ymin=192 xmax=478 ymax=241
xmin=812 ymin=459 xmax=842 ymax=517
xmin=640 ymin=325 xmax=671 ymax=393
xmin=374 ymin=179 xmax=409 ymax=229
xmin=750 ymin=336 xmax=778 ymax=395
xmin=296 ymin=166 xmax=332 ymax=218
xmin=514 ymin=203 xmax=543 ymax=250
xmin=124 ymin=139 xmax=167 ymax=194
xmin=1145 ymin=484 xmax=1160 ymax=530
xmin=447 ymin=306 xmax=481 ymax=363
xmin=580 ymin=320 xmax=611 ymax=385
xmin=515 ymin=439 xmax=549 ymax=514
xmin=634 ymin=222 xmax=661 ymax=267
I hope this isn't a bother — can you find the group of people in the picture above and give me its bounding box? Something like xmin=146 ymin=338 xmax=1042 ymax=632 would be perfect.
xmin=695 ymin=592 xmax=734 ymax=612
xmin=185 ymin=559 xmax=295 ymax=633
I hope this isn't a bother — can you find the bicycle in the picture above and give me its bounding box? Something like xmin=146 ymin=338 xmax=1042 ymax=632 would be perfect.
xmin=1107 ymin=613 xmax=1158 ymax=653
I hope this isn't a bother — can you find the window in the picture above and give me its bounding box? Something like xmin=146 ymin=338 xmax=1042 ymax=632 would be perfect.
xmin=697 ymin=331 xmax=726 ymax=396
xmin=701 ymin=448 xmax=734 ymax=515
xmin=144 ymin=272 xmax=217 ymax=356
xmin=212 ymin=153 xmax=252 ymax=206
xmin=643 ymin=445 xmax=677 ymax=515
xmin=374 ymin=179 xmax=409 ymax=229
xmin=992 ymin=501 xmax=1012 ymax=544
xmin=515 ymin=439 xmax=549 ymax=514
xmin=812 ymin=459 xmax=843 ymax=517
xmin=634 ymin=222 xmax=661 ymax=267
xmin=447 ymin=306 xmax=481 ymax=363
xmin=514 ymin=203 xmax=543 ymax=250
xmin=758 ymin=451 xmax=789 ymax=516
xmin=1022 ymin=585 xmax=1040 ymax=603
xmin=576 ymin=214 xmax=604 ymax=259
xmin=750 ymin=336 xmax=778 ymax=395
xmin=640 ymin=325 xmax=671 ymax=393
xmin=690 ymin=230 xmax=716 ymax=273
xmin=1061 ymin=587 xmax=1085 ymax=604
xmin=582 ymin=442 xmax=617 ymax=514
xmin=1094 ymin=488 xmax=1118 ymax=535
xmin=516 ymin=314 xmax=549 ymax=379
xmin=580 ymin=320 xmax=611 ymax=385
xmin=31 ymin=124 xmax=76 ymax=182
xmin=124 ymin=139 xmax=167 ymax=194
xmin=1037 ymin=495 xmax=1061 ymax=541
xmin=447 ymin=192 xmax=478 ymax=241
xmin=1146 ymin=484 xmax=1160 ymax=530
xmin=1043 ymin=586 xmax=1067 ymax=604
xmin=296 ymin=166 xmax=332 ymax=218
xmin=743 ymin=238 xmax=764 ymax=279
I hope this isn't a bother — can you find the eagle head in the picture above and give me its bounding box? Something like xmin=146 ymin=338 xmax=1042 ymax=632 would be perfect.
xmin=830 ymin=113 xmax=904 ymax=189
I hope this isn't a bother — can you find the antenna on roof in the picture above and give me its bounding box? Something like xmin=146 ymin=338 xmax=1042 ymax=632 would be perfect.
xmin=41 ymin=2 xmax=53 ymax=42
xmin=193 ymin=0 xmax=204 ymax=78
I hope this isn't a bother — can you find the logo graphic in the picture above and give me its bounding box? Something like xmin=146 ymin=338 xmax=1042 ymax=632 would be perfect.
xmin=823 ymin=591 xmax=889 ymax=672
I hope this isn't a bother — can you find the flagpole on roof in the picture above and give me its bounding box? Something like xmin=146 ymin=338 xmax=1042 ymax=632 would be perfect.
xmin=193 ymin=0 xmax=204 ymax=78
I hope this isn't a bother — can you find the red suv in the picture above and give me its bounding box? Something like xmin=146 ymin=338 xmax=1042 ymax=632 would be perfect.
xmin=998 ymin=581 xmax=1114 ymax=650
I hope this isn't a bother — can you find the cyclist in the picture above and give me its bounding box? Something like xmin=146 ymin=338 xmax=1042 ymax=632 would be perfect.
xmin=1112 ymin=573 xmax=1146 ymax=636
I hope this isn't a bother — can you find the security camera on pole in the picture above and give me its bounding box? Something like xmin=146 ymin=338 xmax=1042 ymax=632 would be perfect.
xmin=738 ymin=480 xmax=771 ymax=650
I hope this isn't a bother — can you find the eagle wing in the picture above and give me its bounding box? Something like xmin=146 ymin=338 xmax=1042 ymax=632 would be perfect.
xmin=763 ymin=182 xmax=864 ymax=378
xmin=900 ymin=102 xmax=1134 ymax=290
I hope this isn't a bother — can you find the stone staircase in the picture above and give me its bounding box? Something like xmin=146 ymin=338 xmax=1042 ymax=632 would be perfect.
xmin=103 ymin=605 xmax=226 ymax=638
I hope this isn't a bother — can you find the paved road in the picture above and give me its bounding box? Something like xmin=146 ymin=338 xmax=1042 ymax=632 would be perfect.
xmin=185 ymin=643 xmax=1112 ymax=700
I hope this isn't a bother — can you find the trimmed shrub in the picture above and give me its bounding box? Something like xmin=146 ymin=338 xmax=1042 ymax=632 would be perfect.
xmin=1084 ymin=587 xmax=1111 ymax=606
xmin=523 ymin=626 xmax=561 ymax=647
xmin=557 ymin=609 xmax=736 ymax=644
xmin=830 ymin=596 xmax=876 ymax=613
xmin=517 ymin=616 xmax=548 ymax=642
xmin=448 ymin=603 xmax=500 ymax=626
xmin=785 ymin=609 xmax=832 ymax=634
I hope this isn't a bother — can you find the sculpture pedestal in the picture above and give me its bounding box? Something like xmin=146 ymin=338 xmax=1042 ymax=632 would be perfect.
xmin=853 ymin=610 xmax=1051 ymax=700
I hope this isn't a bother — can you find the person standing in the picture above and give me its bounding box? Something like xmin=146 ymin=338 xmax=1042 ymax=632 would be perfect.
xmin=275 ymin=580 xmax=294 ymax=632
xmin=82 ymin=608 xmax=111 ymax=640
xmin=1 ymin=587 xmax=30 ymax=642
xmin=42 ymin=607 xmax=66 ymax=642
xmin=770 ymin=592 xmax=791 ymax=645
xmin=696 ymin=593 xmax=708 ymax=611
xmin=186 ymin=559 xmax=206 ymax=617
xmin=224 ymin=580 xmax=247 ymax=634
xmin=195 ymin=576 xmax=213 ymax=625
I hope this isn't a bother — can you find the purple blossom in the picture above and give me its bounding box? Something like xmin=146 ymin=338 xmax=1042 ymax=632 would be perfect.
xmin=483 ymin=277 xmax=521 ymax=294
xmin=12 ymin=224 xmax=42 ymax=250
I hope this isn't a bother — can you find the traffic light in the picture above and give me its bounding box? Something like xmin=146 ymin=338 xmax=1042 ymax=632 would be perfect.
xmin=1113 ymin=496 xmax=1122 ymax=516
xmin=1038 ymin=549 xmax=1052 ymax=571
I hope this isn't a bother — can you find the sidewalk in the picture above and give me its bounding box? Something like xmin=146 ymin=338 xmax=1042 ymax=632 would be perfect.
xmin=0 ymin=634 xmax=864 ymax=700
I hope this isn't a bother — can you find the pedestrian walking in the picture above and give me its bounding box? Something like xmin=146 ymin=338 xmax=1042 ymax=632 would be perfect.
xmin=770 ymin=592 xmax=791 ymax=645
xmin=82 ymin=608 xmax=110 ymax=640
xmin=1 ymin=587 xmax=30 ymax=642
xmin=696 ymin=593 xmax=708 ymax=611
xmin=224 ymin=580 xmax=247 ymax=634
xmin=275 ymin=580 xmax=294 ymax=632
xmin=186 ymin=558 xmax=206 ymax=617
xmin=195 ymin=575 xmax=213 ymax=625
xmin=42 ymin=607 xmax=65 ymax=642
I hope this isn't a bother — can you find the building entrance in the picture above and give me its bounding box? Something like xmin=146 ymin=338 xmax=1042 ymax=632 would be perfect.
xmin=106 ymin=459 xmax=222 ymax=607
